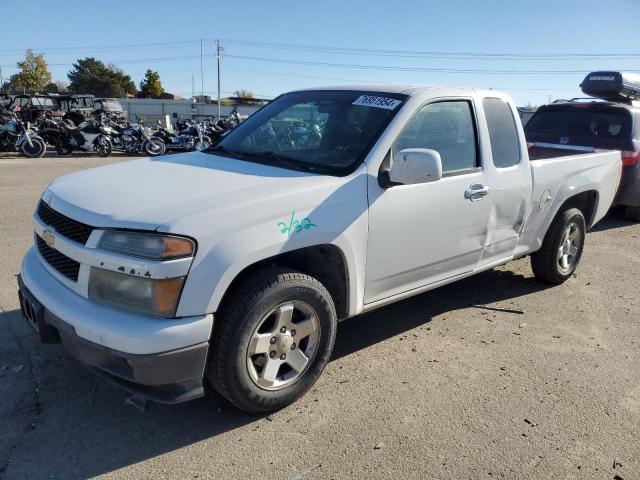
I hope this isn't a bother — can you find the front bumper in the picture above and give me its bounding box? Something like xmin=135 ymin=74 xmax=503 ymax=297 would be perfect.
xmin=19 ymin=248 xmax=214 ymax=403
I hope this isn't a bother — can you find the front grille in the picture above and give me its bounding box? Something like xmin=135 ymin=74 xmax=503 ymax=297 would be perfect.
xmin=37 ymin=201 xmax=94 ymax=245
xmin=36 ymin=235 xmax=80 ymax=282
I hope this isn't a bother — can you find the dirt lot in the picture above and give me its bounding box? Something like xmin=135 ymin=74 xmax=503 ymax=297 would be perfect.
xmin=1 ymin=152 xmax=639 ymax=480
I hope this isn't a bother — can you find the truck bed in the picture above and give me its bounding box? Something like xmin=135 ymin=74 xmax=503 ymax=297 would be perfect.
xmin=529 ymin=144 xmax=599 ymax=161
xmin=513 ymin=148 xmax=621 ymax=259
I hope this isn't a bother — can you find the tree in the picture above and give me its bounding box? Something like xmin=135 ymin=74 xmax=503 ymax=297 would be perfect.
xmin=67 ymin=57 xmax=136 ymax=97
xmin=43 ymin=80 xmax=69 ymax=94
xmin=234 ymin=89 xmax=254 ymax=99
xmin=8 ymin=50 xmax=51 ymax=93
xmin=139 ymin=69 xmax=164 ymax=98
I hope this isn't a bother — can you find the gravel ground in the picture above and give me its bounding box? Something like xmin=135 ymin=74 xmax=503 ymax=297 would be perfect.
xmin=1 ymin=152 xmax=639 ymax=480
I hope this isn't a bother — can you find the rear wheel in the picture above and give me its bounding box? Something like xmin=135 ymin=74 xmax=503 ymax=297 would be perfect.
xmin=531 ymin=208 xmax=586 ymax=284
xmin=624 ymin=205 xmax=640 ymax=222
xmin=142 ymin=137 xmax=166 ymax=156
xmin=207 ymin=269 xmax=337 ymax=413
xmin=20 ymin=138 xmax=46 ymax=158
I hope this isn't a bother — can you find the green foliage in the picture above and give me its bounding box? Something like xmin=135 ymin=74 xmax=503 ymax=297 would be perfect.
xmin=43 ymin=81 xmax=68 ymax=94
xmin=67 ymin=58 xmax=136 ymax=97
xmin=8 ymin=50 xmax=52 ymax=93
xmin=139 ymin=69 xmax=164 ymax=98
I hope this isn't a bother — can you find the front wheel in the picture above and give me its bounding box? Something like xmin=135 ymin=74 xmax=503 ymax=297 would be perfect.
xmin=20 ymin=137 xmax=46 ymax=158
xmin=94 ymin=136 xmax=112 ymax=157
xmin=194 ymin=136 xmax=211 ymax=152
xmin=531 ymin=208 xmax=586 ymax=284
xmin=207 ymin=269 xmax=337 ymax=413
xmin=142 ymin=137 xmax=166 ymax=156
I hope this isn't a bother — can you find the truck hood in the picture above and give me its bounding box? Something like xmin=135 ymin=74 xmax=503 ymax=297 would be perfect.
xmin=44 ymin=152 xmax=359 ymax=232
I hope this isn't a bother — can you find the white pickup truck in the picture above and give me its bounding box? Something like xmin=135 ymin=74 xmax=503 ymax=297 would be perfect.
xmin=18 ymin=85 xmax=621 ymax=413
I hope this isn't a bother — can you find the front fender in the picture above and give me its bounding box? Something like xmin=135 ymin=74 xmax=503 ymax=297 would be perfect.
xmin=171 ymin=168 xmax=371 ymax=318
xmin=15 ymin=132 xmax=43 ymax=147
xmin=175 ymin=218 xmax=368 ymax=318
xmin=94 ymin=134 xmax=112 ymax=145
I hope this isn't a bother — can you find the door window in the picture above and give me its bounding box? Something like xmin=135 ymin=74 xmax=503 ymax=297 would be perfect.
xmin=393 ymin=100 xmax=478 ymax=174
xmin=483 ymin=98 xmax=521 ymax=168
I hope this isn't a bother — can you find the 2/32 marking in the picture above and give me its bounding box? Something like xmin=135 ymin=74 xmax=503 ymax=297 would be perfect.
xmin=277 ymin=211 xmax=317 ymax=236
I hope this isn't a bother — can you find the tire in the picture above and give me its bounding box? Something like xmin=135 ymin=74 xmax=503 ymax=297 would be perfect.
xmin=194 ymin=137 xmax=211 ymax=152
xmin=624 ymin=205 xmax=640 ymax=222
xmin=531 ymin=208 xmax=586 ymax=284
xmin=142 ymin=137 xmax=166 ymax=157
xmin=20 ymin=138 xmax=46 ymax=158
xmin=94 ymin=137 xmax=112 ymax=157
xmin=55 ymin=144 xmax=73 ymax=155
xmin=207 ymin=268 xmax=337 ymax=413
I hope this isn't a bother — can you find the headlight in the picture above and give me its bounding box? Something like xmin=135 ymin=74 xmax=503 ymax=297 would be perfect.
xmin=98 ymin=231 xmax=195 ymax=260
xmin=88 ymin=267 xmax=184 ymax=318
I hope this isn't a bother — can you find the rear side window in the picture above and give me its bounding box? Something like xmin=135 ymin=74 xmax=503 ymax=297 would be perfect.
xmin=483 ymin=98 xmax=521 ymax=168
xmin=393 ymin=100 xmax=478 ymax=174
xmin=524 ymin=107 xmax=633 ymax=150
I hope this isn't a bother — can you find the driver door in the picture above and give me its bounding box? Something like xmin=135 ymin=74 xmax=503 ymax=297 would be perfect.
xmin=364 ymin=99 xmax=492 ymax=304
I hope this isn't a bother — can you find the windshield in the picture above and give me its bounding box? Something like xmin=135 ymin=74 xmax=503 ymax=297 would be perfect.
xmin=212 ymin=90 xmax=407 ymax=175
xmin=525 ymin=106 xmax=633 ymax=150
xmin=32 ymin=97 xmax=56 ymax=108
xmin=103 ymin=100 xmax=122 ymax=111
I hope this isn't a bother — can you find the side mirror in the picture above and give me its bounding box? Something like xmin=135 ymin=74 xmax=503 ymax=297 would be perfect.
xmin=387 ymin=148 xmax=443 ymax=186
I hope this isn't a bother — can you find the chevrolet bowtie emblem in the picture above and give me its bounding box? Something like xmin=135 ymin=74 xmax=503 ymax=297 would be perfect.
xmin=42 ymin=230 xmax=55 ymax=247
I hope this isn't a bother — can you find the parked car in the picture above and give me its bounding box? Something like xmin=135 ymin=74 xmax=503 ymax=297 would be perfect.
xmin=94 ymin=97 xmax=128 ymax=125
xmin=18 ymin=85 xmax=620 ymax=413
xmin=9 ymin=94 xmax=64 ymax=122
xmin=51 ymin=94 xmax=95 ymax=126
xmin=517 ymin=106 xmax=538 ymax=127
xmin=525 ymin=71 xmax=640 ymax=220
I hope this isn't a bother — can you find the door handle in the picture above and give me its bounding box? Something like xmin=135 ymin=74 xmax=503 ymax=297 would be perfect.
xmin=465 ymin=184 xmax=490 ymax=201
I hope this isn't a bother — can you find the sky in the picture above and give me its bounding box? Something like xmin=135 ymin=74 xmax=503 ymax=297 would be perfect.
xmin=1 ymin=0 xmax=640 ymax=106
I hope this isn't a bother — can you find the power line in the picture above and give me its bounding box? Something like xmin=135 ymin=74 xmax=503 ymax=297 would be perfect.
xmin=224 ymin=54 xmax=640 ymax=75
xmin=2 ymin=36 xmax=640 ymax=60
xmin=224 ymin=66 xmax=579 ymax=92
xmin=0 ymin=40 xmax=202 ymax=54
xmin=5 ymin=52 xmax=631 ymax=75
xmin=223 ymin=38 xmax=640 ymax=61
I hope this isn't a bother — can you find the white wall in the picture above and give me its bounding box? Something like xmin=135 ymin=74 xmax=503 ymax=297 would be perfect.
xmin=115 ymin=98 xmax=262 ymax=124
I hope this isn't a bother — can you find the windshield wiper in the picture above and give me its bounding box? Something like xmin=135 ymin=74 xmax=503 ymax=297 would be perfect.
xmin=204 ymin=145 xmax=243 ymax=158
xmin=206 ymin=147 xmax=314 ymax=172
xmin=235 ymin=150 xmax=308 ymax=171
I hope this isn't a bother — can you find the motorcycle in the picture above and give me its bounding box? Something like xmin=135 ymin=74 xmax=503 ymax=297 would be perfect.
xmin=105 ymin=115 xmax=166 ymax=156
xmin=154 ymin=118 xmax=211 ymax=152
xmin=35 ymin=116 xmax=113 ymax=157
xmin=0 ymin=114 xmax=46 ymax=158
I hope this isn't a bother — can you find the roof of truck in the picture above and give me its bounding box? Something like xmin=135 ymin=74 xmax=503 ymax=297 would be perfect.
xmin=293 ymin=84 xmax=501 ymax=97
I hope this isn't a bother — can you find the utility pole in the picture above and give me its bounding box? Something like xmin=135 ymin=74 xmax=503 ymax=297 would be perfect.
xmin=200 ymin=39 xmax=204 ymax=103
xmin=191 ymin=73 xmax=195 ymax=100
xmin=216 ymin=39 xmax=224 ymax=118
xmin=0 ymin=66 xmax=3 ymax=92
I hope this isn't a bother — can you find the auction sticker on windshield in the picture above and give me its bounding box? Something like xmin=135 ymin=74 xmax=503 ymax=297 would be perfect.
xmin=352 ymin=95 xmax=402 ymax=110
